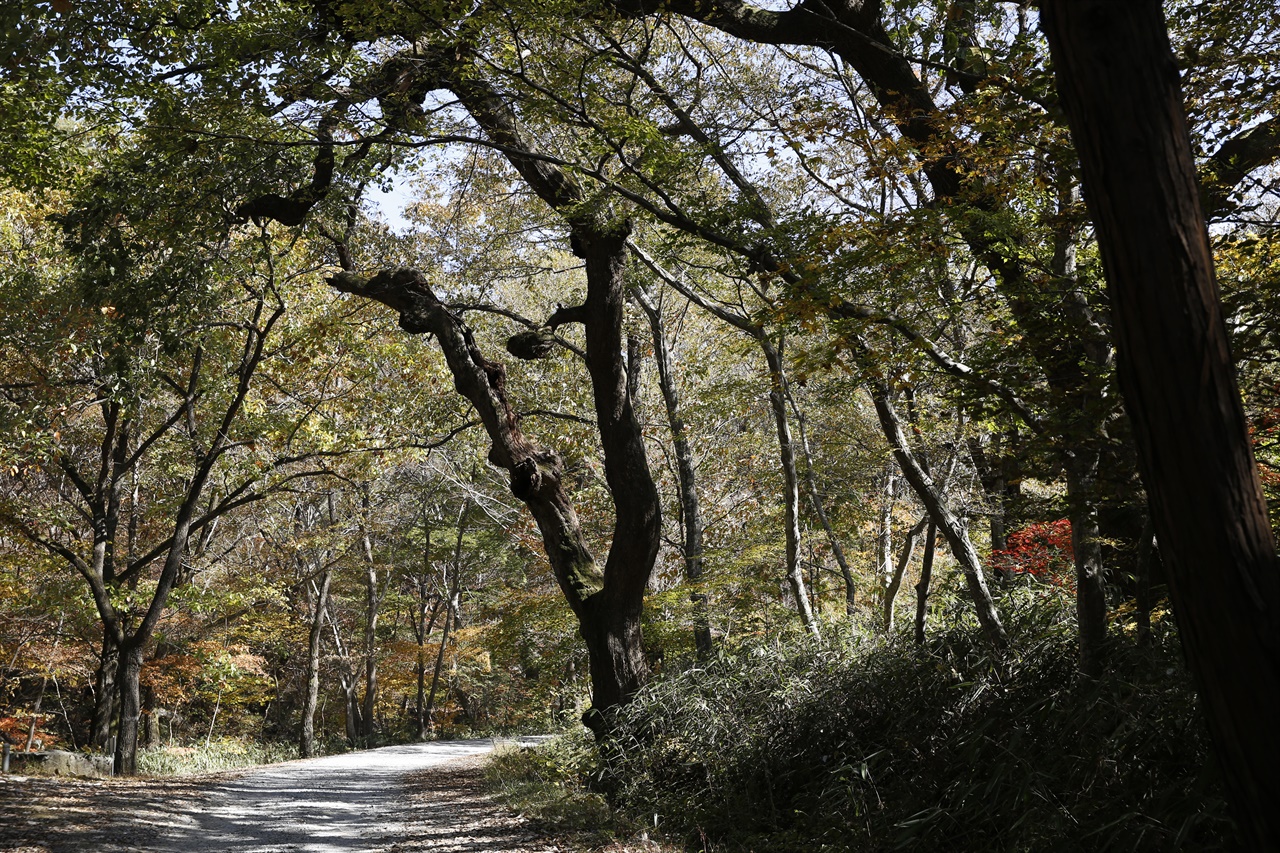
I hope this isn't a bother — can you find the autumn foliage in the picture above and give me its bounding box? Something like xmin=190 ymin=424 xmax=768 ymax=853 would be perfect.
xmin=990 ymin=520 xmax=1076 ymax=590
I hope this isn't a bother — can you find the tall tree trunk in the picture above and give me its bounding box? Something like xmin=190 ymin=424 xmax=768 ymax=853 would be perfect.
xmin=324 ymin=607 xmax=362 ymax=747
xmin=914 ymin=521 xmax=938 ymax=644
xmin=359 ymin=488 xmax=381 ymax=745
xmin=424 ymin=609 xmax=453 ymax=734
xmin=1050 ymin=174 xmax=1112 ymax=680
xmin=571 ymin=222 xmax=662 ymax=727
xmin=762 ymin=338 xmax=819 ymax=637
xmin=113 ymin=644 xmax=144 ymax=776
xmin=90 ymin=626 xmax=119 ymax=752
xmin=410 ymin=510 xmax=442 ymax=740
xmin=869 ymin=381 xmax=1007 ymax=647
xmin=415 ymin=598 xmax=443 ymax=739
xmin=884 ymin=517 xmax=926 ymax=634
xmin=1065 ymin=449 xmax=1108 ymax=678
xmin=425 ymin=510 xmax=466 ymax=733
xmin=876 ymin=465 xmax=896 ymax=622
xmin=299 ymin=568 xmax=332 ymax=759
xmin=634 ymin=285 xmax=712 ymax=657
xmin=1042 ymin=4 xmax=1280 ymax=845
xmin=343 ymin=685 xmax=362 ymax=746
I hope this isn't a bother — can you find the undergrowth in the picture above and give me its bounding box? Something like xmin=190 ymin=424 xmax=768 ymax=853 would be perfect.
xmin=135 ymin=738 xmax=299 ymax=776
xmin=486 ymin=732 xmax=655 ymax=849
xmin=490 ymin=592 xmax=1235 ymax=851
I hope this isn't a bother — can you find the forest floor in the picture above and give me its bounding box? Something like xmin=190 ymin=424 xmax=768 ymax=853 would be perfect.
xmin=0 ymin=740 xmax=665 ymax=853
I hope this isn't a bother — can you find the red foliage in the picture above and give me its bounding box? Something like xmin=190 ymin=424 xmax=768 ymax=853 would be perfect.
xmin=0 ymin=715 xmax=60 ymax=749
xmin=990 ymin=519 xmax=1075 ymax=589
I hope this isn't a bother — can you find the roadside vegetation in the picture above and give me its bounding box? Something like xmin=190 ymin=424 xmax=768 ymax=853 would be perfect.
xmin=490 ymin=587 xmax=1233 ymax=851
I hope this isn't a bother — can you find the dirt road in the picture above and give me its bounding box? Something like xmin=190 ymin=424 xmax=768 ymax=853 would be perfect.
xmin=0 ymin=739 xmax=564 ymax=853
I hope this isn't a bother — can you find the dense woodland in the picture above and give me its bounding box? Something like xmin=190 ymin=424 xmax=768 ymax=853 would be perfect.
xmin=2 ymin=0 xmax=1279 ymax=848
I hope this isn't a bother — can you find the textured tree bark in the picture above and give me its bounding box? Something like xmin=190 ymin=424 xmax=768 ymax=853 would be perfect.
xmin=455 ymin=57 xmax=662 ymax=731
xmin=571 ymin=223 xmax=663 ymax=731
xmin=90 ymin=627 xmax=119 ymax=751
xmin=113 ymin=645 xmax=144 ymax=776
xmin=1042 ymin=3 xmax=1280 ymax=846
xmin=331 ymin=234 xmax=661 ymax=735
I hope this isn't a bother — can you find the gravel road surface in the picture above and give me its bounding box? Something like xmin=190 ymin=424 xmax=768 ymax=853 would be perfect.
xmin=1 ymin=738 xmax=564 ymax=853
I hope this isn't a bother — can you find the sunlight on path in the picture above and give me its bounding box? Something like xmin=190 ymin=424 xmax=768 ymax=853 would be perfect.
xmin=148 ymin=738 xmax=539 ymax=853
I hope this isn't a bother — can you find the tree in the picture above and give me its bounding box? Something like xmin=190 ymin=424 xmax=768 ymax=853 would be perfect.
xmin=0 ymin=141 xmax=356 ymax=770
xmin=1041 ymin=2 xmax=1280 ymax=845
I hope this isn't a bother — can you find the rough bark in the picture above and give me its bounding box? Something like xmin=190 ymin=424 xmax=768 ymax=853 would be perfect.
xmin=90 ymin=627 xmax=119 ymax=751
xmin=304 ymin=46 xmax=666 ymax=735
xmin=330 ymin=239 xmax=660 ymax=733
xmin=1041 ymin=3 xmax=1280 ymax=846
xmin=113 ymin=645 xmax=144 ymax=776
xmin=569 ymin=223 xmax=663 ymax=727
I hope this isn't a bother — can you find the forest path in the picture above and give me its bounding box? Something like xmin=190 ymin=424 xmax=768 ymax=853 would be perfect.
xmin=0 ymin=737 xmax=563 ymax=853
xmin=150 ymin=739 xmax=513 ymax=853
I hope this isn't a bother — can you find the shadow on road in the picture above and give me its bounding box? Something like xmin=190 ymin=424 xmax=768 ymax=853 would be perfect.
xmin=0 ymin=739 xmax=557 ymax=853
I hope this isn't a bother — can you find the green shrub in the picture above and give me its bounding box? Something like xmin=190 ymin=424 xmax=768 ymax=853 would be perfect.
xmin=135 ymin=738 xmax=299 ymax=776
xmin=580 ymin=593 xmax=1236 ymax=851
xmin=485 ymin=729 xmax=644 ymax=845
